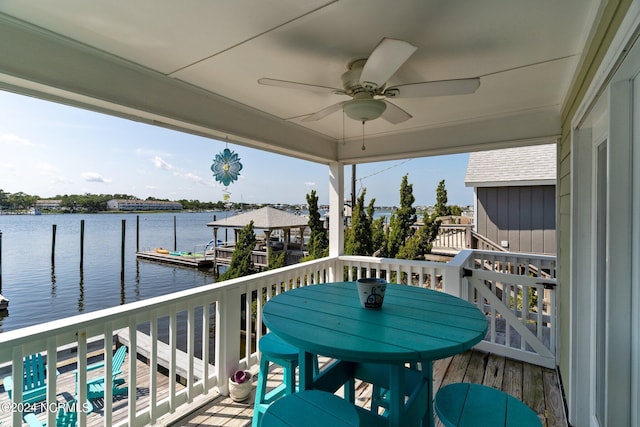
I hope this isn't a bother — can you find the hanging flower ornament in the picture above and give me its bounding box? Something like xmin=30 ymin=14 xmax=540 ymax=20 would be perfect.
xmin=211 ymin=148 xmax=243 ymax=187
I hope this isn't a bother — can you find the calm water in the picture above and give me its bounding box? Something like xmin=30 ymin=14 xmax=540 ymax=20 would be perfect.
xmin=0 ymin=211 xmax=233 ymax=332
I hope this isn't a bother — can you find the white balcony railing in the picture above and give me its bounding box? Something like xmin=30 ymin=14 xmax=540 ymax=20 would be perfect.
xmin=0 ymin=250 xmax=556 ymax=426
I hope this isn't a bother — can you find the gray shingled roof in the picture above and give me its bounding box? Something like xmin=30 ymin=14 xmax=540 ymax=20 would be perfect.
xmin=206 ymin=206 xmax=308 ymax=230
xmin=464 ymin=143 xmax=557 ymax=187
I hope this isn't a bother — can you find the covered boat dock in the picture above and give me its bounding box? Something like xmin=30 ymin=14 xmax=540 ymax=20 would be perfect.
xmin=207 ymin=206 xmax=310 ymax=268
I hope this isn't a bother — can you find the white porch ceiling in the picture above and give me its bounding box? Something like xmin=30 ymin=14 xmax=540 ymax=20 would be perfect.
xmin=0 ymin=0 xmax=601 ymax=164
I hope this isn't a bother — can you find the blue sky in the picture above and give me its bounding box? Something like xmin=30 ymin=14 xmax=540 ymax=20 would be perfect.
xmin=0 ymin=90 xmax=473 ymax=207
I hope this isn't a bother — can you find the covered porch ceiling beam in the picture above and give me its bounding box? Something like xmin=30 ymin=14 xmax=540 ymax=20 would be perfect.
xmin=337 ymin=107 xmax=561 ymax=163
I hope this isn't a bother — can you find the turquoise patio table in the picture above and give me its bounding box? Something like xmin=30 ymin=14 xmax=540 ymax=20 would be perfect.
xmin=262 ymin=282 xmax=488 ymax=427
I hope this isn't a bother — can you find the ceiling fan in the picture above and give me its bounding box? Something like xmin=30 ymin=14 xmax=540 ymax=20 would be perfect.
xmin=258 ymin=38 xmax=480 ymax=124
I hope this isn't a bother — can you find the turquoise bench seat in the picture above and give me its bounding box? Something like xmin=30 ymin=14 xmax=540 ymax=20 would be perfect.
xmin=252 ymin=333 xmax=320 ymax=427
xmin=261 ymin=390 xmax=360 ymax=427
xmin=434 ymin=383 xmax=542 ymax=427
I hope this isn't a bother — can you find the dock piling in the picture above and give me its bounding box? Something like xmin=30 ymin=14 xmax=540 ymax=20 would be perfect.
xmin=121 ymin=219 xmax=126 ymax=280
xmin=80 ymin=219 xmax=85 ymax=270
xmin=51 ymin=224 xmax=57 ymax=264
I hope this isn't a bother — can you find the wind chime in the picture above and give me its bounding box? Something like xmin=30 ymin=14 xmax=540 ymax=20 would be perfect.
xmin=211 ymin=141 xmax=243 ymax=206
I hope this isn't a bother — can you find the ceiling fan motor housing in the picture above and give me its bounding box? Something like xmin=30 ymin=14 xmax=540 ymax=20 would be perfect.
xmin=341 ymin=59 xmax=371 ymax=95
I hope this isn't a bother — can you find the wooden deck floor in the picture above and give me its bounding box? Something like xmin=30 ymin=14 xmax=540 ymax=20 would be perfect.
xmin=0 ymin=349 xmax=567 ymax=426
xmin=170 ymin=349 xmax=568 ymax=427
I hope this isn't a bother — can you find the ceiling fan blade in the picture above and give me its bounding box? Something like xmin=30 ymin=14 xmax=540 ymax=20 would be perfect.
xmin=301 ymin=102 xmax=346 ymax=122
xmin=258 ymin=78 xmax=344 ymax=94
xmin=360 ymin=38 xmax=417 ymax=89
xmin=385 ymin=78 xmax=480 ymax=98
xmin=380 ymin=100 xmax=412 ymax=124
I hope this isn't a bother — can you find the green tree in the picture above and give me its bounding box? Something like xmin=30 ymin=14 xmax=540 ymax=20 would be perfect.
xmin=397 ymin=226 xmax=427 ymax=260
xmin=305 ymin=190 xmax=328 ymax=259
xmin=432 ymin=179 xmax=450 ymax=219
xmin=449 ymin=205 xmax=463 ymax=216
xmin=371 ymin=216 xmax=387 ymax=256
xmin=386 ymin=175 xmax=417 ymax=258
xmin=0 ymin=189 xmax=8 ymax=209
xmin=398 ymin=211 xmax=441 ymax=259
xmin=7 ymin=192 xmax=37 ymax=210
xmin=367 ymin=198 xmax=386 ymax=256
xmin=268 ymin=251 xmax=286 ymax=270
xmin=345 ymin=189 xmax=373 ymax=255
xmin=220 ymin=221 xmax=257 ymax=280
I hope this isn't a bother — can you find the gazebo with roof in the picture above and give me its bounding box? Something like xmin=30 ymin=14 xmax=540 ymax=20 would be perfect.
xmin=207 ymin=206 xmax=309 ymax=253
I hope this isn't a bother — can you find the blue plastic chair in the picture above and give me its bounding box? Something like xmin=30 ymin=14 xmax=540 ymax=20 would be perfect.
xmin=75 ymin=345 xmax=128 ymax=401
xmin=3 ymin=353 xmax=59 ymax=405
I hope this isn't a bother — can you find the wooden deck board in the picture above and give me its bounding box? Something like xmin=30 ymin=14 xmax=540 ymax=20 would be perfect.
xmin=0 ymin=349 xmax=567 ymax=426
xmin=523 ymin=362 xmax=546 ymax=426
xmin=170 ymin=350 xmax=568 ymax=427
xmin=503 ymin=357 xmax=524 ymax=400
xmin=482 ymin=353 xmax=505 ymax=389
xmin=543 ymin=369 xmax=566 ymax=427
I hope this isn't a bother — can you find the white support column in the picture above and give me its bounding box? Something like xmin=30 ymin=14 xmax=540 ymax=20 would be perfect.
xmin=329 ymin=162 xmax=344 ymax=258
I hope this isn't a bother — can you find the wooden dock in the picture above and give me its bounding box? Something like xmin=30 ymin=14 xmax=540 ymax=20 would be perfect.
xmin=116 ymin=329 xmax=215 ymax=381
xmin=136 ymin=250 xmax=214 ymax=268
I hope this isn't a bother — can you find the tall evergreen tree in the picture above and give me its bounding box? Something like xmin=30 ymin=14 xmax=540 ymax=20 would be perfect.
xmin=220 ymin=221 xmax=256 ymax=280
xmin=305 ymin=190 xmax=328 ymax=259
xmin=368 ymin=198 xmax=386 ymax=256
xmin=345 ymin=189 xmax=373 ymax=255
xmin=386 ymin=175 xmax=417 ymax=258
xmin=371 ymin=217 xmax=386 ymax=256
xmin=398 ymin=180 xmax=444 ymax=259
xmin=433 ymin=179 xmax=450 ymax=218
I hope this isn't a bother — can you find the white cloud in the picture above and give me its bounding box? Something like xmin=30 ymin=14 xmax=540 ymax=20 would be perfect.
xmin=0 ymin=133 xmax=32 ymax=145
xmin=152 ymin=156 xmax=173 ymax=170
xmin=304 ymin=182 xmax=316 ymax=187
xmin=180 ymin=172 xmax=215 ymax=187
xmin=32 ymin=161 xmax=73 ymax=185
xmin=81 ymin=172 xmax=112 ymax=183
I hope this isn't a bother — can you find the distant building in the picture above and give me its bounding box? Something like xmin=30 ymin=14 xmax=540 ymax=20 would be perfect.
xmin=464 ymin=144 xmax=556 ymax=255
xmin=106 ymin=199 xmax=183 ymax=211
xmin=35 ymin=199 xmax=62 ymax=210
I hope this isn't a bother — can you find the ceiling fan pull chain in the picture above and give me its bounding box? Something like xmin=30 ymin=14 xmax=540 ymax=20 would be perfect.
xmin=361 ymin=121 xmax=366 ymax=151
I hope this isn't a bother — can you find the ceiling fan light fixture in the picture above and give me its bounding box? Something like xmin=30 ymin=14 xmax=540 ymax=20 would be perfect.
xmin=343 ymin=98 xmax=386 ymax=122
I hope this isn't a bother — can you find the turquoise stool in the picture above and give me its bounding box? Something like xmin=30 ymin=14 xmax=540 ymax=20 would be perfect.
xmin=252 ymin=334 xmax=318 ymax=427
xmin=261 ymin=390 xmax=360 ymax=427
xmin=434 ymin=383 xmax=542 ymax=426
